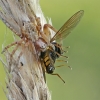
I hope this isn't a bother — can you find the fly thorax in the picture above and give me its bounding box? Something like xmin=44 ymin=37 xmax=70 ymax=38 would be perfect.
xmin=52 ymin=42 xmax=62 ymax=58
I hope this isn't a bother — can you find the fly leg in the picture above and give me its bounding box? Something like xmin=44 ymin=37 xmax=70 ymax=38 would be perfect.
xmin=51 ymin=73 xmax=65 ymax=83
xmin=56 ymin=63 xmax=72 ymax=70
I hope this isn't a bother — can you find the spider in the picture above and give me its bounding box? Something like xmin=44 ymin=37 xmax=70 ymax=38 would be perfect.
xmin=2 ymin=15 xmax=57 ymax=63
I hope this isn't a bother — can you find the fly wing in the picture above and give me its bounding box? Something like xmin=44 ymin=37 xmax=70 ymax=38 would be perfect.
xmin=50 ymin=10 xmax=84 ymax=42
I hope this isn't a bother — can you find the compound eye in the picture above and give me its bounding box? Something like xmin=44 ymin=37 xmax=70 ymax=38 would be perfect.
xmin=49 ymin=65 xmax=55 ymax=71
xmin=46 ymin=64 xmax=55 ymax=74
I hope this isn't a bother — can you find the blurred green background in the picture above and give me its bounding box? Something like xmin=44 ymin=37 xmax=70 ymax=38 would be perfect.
xmin=0 ymin=0 xmax=100 ymax=100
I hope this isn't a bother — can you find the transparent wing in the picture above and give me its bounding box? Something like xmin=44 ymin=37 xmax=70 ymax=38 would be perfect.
xmin=50 ymin=10 xmax=84 ymax=42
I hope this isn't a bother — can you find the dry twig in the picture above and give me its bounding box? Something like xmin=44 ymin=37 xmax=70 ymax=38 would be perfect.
xmin=0 ymin=0 xmax=51 ymax=100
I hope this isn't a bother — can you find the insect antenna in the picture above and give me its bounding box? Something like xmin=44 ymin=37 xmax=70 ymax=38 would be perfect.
xmin=51 ymin=73 xmax=65 ymax=83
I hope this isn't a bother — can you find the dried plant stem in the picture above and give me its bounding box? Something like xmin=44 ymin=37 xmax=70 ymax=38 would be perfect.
xmin=0 ymin=0 xmax=51 ymax=100
xmin=3 ymin=44 xmax=51 ymax=100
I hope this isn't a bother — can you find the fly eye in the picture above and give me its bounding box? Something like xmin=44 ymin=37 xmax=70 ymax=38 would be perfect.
xmin=48 ymin=65 xmax=55 ymax=70
xmin=49 ymin=66 xmax=52 ymax=71
xmin=46 ymin=64 xmax=55 ymax=73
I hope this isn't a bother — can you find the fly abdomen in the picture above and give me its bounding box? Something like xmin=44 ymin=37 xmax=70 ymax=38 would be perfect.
xmin=40 ymin=47 xmax=55 ymax=74
xmin=44 ymin=56 xmax=55 ymax=74
xmin=44 ymin=56 xmax=50 ymax=67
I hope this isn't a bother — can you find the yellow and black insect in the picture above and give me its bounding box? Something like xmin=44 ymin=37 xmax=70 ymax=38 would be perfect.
xmin=40 ymin=10 xmax=84 ymax=83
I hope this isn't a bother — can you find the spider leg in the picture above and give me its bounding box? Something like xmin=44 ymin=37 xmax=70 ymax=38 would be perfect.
xmin=10 ymin=43 xmax=20 ymax=58
xmin=2 ymin=41 xmax=18 ymax=53
xmin=34 ymin=17 xmax=49 ymax=44
xmin=44 ymin=24 xmax=58 ymax=33
xmin=43 ymin=24 xmax=58 ymax=42
xmin=0 ymin=15 xmax=21 ymax=37
xmin=2 ymin=39 xmax=24 ymax=53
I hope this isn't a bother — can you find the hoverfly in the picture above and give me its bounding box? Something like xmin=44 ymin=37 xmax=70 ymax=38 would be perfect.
xmin=40 ymin=10 xmax=84 ymax=83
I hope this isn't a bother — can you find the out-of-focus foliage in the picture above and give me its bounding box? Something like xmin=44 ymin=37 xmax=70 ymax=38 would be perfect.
xmin=0 ymin=0 xmax=100 ymax=100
